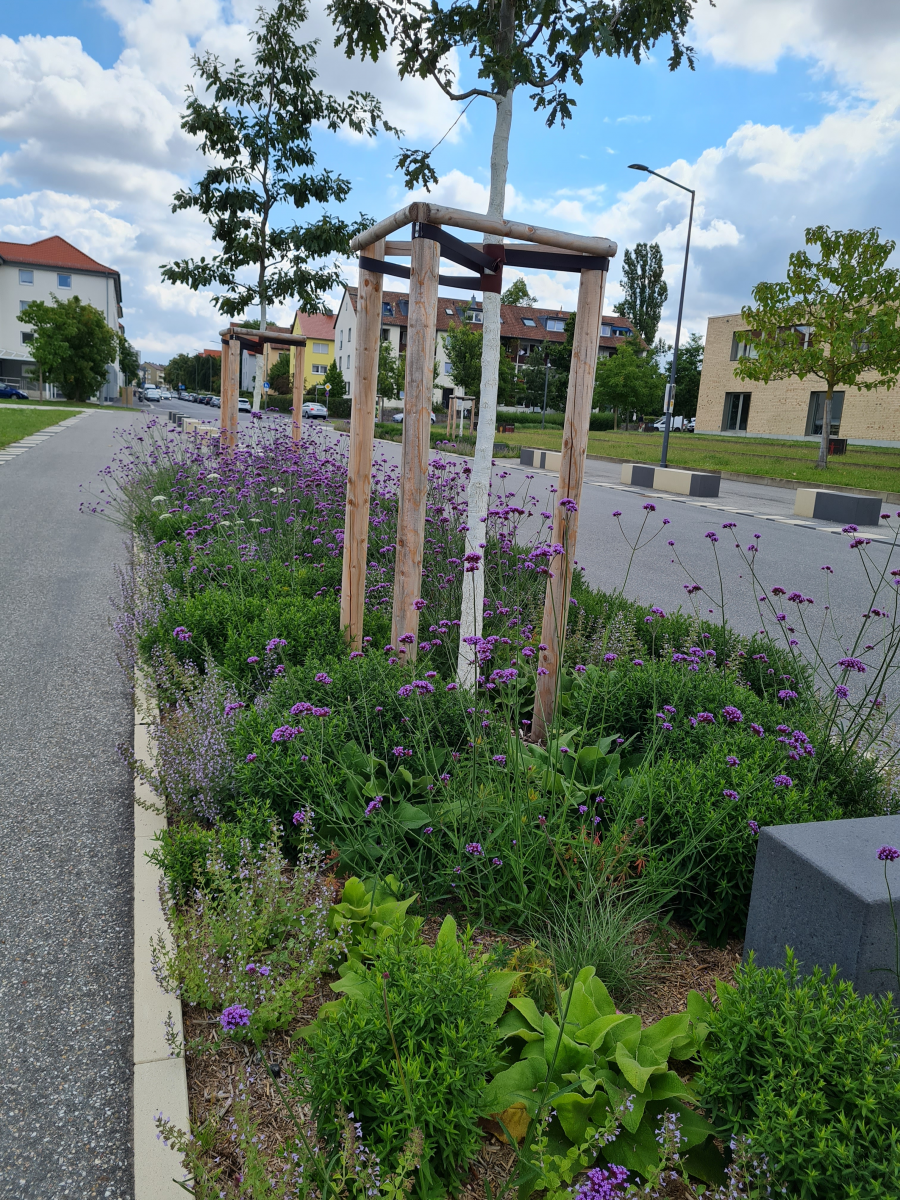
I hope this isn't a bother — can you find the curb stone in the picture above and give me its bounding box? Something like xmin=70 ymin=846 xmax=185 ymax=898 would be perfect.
xmin=133 ymin=673 xmax=190 ymax=1198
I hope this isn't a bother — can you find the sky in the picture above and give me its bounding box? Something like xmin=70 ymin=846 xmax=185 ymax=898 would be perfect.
xmin=1 ymin=0 xmax=898 ymax=363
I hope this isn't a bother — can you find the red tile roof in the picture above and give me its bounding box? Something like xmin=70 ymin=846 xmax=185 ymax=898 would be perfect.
xmin=346 ymin=288 xmax=638 ymax=353
xmin=294 ymin=311 xmax=336 ymax=341
xmin=0 ymin=235 xmax=118 ymax=276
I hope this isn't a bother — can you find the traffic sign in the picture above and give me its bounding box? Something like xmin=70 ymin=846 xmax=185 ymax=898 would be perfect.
xmin=263 ymin=381 xmax=270 ymax=390
xmin=325 ymin=384 xmax=331 ymax=393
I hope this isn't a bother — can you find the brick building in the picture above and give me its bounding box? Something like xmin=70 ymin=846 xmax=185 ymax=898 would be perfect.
xmin=334 ymin=287 xmax=637 ymax=405
xmin=696 ymin=313 xmax=900 ymax=445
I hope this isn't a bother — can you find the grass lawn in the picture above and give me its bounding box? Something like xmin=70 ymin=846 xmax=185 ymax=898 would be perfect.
xmin=0 ymin=398 xmax=93 ymax=410
xmin=0 ymin=408 xmax=77 ymax=451
xmin=501 ymin=427 xmax=900 ymax=493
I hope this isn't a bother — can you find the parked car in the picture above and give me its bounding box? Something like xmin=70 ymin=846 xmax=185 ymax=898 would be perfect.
xmin=238 ymin=398 xmax=252 ymax=413
xmin=302 ymin=402 xmax=329 ymax=420
xmin=210 ymin=395 xmax=221 ymax=409
xmin=0 ymin=385 xmax=29 ymax=399
xmin=392 ymin=411 xmax=437 ymax=423
xmin=144 ymin=387 xmax=162 ymax=402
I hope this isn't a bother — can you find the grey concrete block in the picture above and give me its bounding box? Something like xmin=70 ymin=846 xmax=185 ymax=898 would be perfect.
xmin=794 ymin=489 xmax=882 ymax=525
xmin=689 ymin=472 xmax=721 ymax=497
xmin=631 ymin=464 xmax=656 ymax=488
xmin=744 ymin=815 xmax=900 ymax=999
xmin=519 ymin=448 xmax=535 ymax=468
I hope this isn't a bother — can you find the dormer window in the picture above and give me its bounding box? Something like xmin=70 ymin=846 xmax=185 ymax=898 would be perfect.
xmin=382 ymin=301 xmax=394 ymax=316
xmin=465 ymin=309 xmax=483 ymax=324
xmin=546 ymin=317 xmax=566 ymax=332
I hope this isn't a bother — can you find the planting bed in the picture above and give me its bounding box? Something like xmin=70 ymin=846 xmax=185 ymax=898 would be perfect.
xmin=94 ymin=417 xmax=900 ymax=1199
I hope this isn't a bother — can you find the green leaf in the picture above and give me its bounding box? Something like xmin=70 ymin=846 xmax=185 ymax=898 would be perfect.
xmin=509 ymin=995 xmax=546 ymax=1033
xmin=434 ymin=914 xmax=458 ymax=951
xmin=391 ymin=800 xmax=432 ymax=829
xmin=648 ymin=1071 xmax=696 ymax=1104
xmin=577 ymin=1012 xmax=639 ymax=1051
xmin=614 ymin=1043 xmax=663 ymax=1094
xmin=481 ymin=1057 xmax=548 ymax=1117
xmin=485 ymin=971 xmax=522 ymax=1022
xmin=683 ymin=1136 xmax=728 ymax=1186
xmin=555 ymin=1091 xmax=611 ymax=1145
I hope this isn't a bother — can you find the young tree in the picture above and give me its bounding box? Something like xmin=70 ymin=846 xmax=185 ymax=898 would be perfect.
xmin=500 ymin=278 xmax=538 ymax=306
xmin=736 ymin=226 xmax=900 ymax=468
xmin=328 ymin=0 xmax=699 ymax=682
xmin=593 ymin=340 xmax=665 ymax=417
xmin=18 ymin=296 xmax=117 ymax=404
xmin=665 ymin=330 xmax=703 ymax=417
xmin=161 ymin=0 xmax=391 ymax=414
xmin=442 ymin=317 xmax=484 ymax=397
xmin=118 ymin=336 xmax=141 ymax=387
xmin=613 ymin=241 xmax=668 ymax=344
xmin=323 ymin=360 xmax=349 ymax=417
xmin=268 ymin=351 xmax=292 ymax=394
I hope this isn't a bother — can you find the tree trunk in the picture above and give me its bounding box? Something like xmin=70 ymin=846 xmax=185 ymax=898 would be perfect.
xmin=816 ymin=382 xmax=832 ymax=469
xmin=455 ymin=79 xmax=514 ymax=687
xmin=251 ymin=293 xmax=267 ymax=413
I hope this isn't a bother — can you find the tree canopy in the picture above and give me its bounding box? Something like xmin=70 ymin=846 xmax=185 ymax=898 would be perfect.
xmin=118 ymin=336 xmax=141 ymax=388
xmin=593 ymin=341 xmax=665 ymax=415
xmin=165 ymin=352 xmax=221 ymax=393
xmin=501 ymin=278 xmax=538 ymax=306
xmin=18 ymin=296 xmax=117 ymax=404
xmin=736 ymin=225 xmax=900 ymax=468
xmin=161 ymin=0 xmax=391 ymax=410
xmin=614 ymin=241 xmax=668 ymax=344
xmin=442 ymin=319 xmax=516 ymax=405
xmin=378 ymin=339 xmax=405 ymax=405
xmin=666 ymin=331 xmax=703 ymax=417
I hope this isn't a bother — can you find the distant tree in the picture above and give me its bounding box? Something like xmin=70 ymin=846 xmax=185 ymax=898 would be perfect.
xmin=593 ymin=341 xmax=665 ymax=418
xmin=442 ymin=317 xmax=484 ymax=397
xmin=543 ymin=312 xmax=577 ymax=411
xmin=268 ymin=351 xmax=292 ymax=394
xmin=378 ymin=339 xmax=404 ymax=405
xmin=323 ymin=359 xmax=349 ymax=416
xmin=18 ymin=295 xmax=117 ymax=404
xmin=500 ymin=279 xmax=538 ymax=307
xmin=665 ymin=331 xmax=703 ymax=417
xmin=118 ymin=336 xmax=141 ymax=387
xmin=161 ymin=0 xmax=390 ymax=413
xmin=736 ymin=225 xmax=900 ymax=468
xmin=520 ymin=347 xmax=554 ymax=410
xmin=614 ymin=241 xmax=668 ymax=345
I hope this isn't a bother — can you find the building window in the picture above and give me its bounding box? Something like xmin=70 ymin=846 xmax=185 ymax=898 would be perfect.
xmin=806 ymin=392 xmax=844 ymax=437
xmin=313 ymin=342 xmax=329 ymax=354
xmin=445 ymin=307 xmax=455 ymax=316
xmin=57 ymin=273 xmax=72 ymax=288
xmin=722 ymin=392 xmax=752 ymax=431
xmin=465 ymin=309 xmax=484 ymax=323
xmin=382 ymin=301 xmax=393 ymax=316
xmin=19 ymin=269 xmax=34 ymax=285
xmin=730 ymin=332 xmax=758 ymax=361
xmin=546 ymin=317 xmax=566 ymax=332
xmin=312 ymin=363 xmax=327 ymax=375
xmin=521 ymin=317 xmax=536 ymax=327
xmin=19 ymin=300 xmax=31 ymax=313
xmin=21 ymin=331 xmax=35 ymax=344
xmin=344 ymin=381 xmax=351 ymax=395
xmin=443 ymin=363 xmax=453 ymax=376
xmin=339 ymin=331 xmax=343 ymax=350
xmin=347 ymin=327 xmax=352 ymax=343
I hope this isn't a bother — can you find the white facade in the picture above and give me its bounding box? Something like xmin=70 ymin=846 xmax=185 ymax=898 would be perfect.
xmin=0 ymin=237 xmax=123 ymax=400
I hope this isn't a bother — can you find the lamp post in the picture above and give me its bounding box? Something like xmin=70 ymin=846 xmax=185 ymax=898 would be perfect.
xmin=628 ymin=163 xmax=695 ymax=469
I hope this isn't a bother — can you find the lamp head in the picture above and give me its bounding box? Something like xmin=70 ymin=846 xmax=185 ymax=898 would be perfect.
xmin=628 ymin=163 xmax=649 ymax=172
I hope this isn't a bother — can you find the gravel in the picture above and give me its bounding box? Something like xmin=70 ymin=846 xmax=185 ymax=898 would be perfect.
xmin=0 ymin=411 xmax=138 ymax=1199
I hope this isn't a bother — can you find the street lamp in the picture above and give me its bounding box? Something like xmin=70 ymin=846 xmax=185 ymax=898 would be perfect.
xmin=628 ymin=163 xmax=695 ymax=469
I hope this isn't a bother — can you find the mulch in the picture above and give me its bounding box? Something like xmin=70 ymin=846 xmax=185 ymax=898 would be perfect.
xmin=178 ymin=916 xmax=742 ymax=1195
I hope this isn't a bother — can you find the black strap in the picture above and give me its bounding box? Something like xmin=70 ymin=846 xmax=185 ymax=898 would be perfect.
xmin=504 ymin=247 xmax=608 ymax=273
xmin=412 ymin=222 xmax=498 ymax=274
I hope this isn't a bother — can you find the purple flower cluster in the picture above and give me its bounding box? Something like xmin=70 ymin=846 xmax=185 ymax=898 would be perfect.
xmin=572 ymin=1164 xmax=630 ymax=1200
xmin=220 ymin=1004 xmax=252 ymax=1031
xmin=877 ymin=845 xmax=900 ymax=862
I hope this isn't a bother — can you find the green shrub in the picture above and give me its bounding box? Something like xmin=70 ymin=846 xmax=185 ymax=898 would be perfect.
xmin=589 ymin=411 xmax=614 ymax=431
xmin=297 ymin=917 xmax=516 ymax=1194
xmin=695 ymin=952 xmax=900 ymax=1199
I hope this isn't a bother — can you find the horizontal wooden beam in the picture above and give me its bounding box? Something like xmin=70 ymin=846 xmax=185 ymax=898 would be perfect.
xmin=220 ymin=327 xmax=307 ymax=347
xmin=384 ymin=239 xmax=596 ymax=259
xmin=351 ymin=201 xmax=616 ymax=258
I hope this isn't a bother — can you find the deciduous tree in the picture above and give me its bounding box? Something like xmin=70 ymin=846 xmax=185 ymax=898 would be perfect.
xmin=613 ymin=241 xmax=667 ymax=345
xmin=118 ymin=336 xmax=141 ymax=388
xmin=593 ymin=340 xmax=665 ymax=416
xmin=665 ymin=330 xmax=703 ymax=417
xmin=736 ymin=226 xmax=900 ymax=468
xmin=500 ymin=278 xmax=538 ymax=306
xmin=18 ymin=296 xmax=117 ymax=404
xmin=327 ymin=0 xmax=700 ymax=682
xmin=161 ymin=0 xmax=391 ymax=413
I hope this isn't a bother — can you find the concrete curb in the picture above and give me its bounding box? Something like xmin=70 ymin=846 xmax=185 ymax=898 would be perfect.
xmin=133 ymin=675 xmax=190 ymax=1198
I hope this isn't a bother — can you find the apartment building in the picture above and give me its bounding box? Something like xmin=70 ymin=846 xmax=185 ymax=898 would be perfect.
xmin=290 ymin=311 xmax=335 ymax=389
xmin=334 ymin=287 xmax=636 ymax=405
xmin=0 ymin=236 xmax=123 ymax=399
xmin=696 ymin=313 xmax=900 ymax=444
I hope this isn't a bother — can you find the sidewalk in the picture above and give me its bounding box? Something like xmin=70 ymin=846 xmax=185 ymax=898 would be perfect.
xmin=0 ymin=411 xmax=138 ymax=1199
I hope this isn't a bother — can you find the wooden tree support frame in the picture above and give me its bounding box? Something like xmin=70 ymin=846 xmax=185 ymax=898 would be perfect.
xmin=342 ymin=201 xmax=616 ymax=729
xmin=218 ymin=326 xmax=308 ymax=448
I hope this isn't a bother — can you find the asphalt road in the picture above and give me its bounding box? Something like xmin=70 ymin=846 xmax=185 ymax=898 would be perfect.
xmin=0 ymin=409 xmax=138 ymax=1200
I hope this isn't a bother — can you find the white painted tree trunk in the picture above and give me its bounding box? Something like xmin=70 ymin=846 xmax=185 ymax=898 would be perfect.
xmin=456 ymin=86 xmax=513 ymax=686
xmin=252 ymin=296 xmax=267 ymax=413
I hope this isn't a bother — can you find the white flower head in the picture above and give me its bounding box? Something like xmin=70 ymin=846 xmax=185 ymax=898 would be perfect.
xmin=206 ymin=472 xmax=221 ymax=480
xmin=151 ymin=495 xmax=167 ymax=503
xmin=270 ymin=486 xmax=285 ymax=494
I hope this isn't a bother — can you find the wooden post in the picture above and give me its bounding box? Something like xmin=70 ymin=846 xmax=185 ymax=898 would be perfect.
xmin=532 ymin=267 xmax=607 ymax=740
xmin=390 ymin=231 xmax=440 ymax=661
xmin=340 ymin=239 xmax=385 ymax=648
xmin=291 ymin=341 xmax=305 ymax=444
xmin=220 ymin=336 xmax=240 ymax=451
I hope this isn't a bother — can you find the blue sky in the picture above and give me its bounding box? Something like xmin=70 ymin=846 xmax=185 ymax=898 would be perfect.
xmin=1 ymin=0 xmax=898 ymax=360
